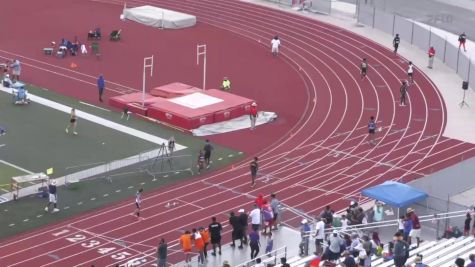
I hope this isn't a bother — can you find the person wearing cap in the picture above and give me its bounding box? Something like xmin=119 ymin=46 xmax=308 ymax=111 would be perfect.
xmin=299 ymin=219 xmax=311 ymax=256
xmin=407 ymin=207 xmax=421 ymax=247
xmin=45 ymin=180 xmax=59 ymax=213
xmin=208 ymin=216 xmax=222 ymax=256
xmin=327 ymin=230 xmax=342 ymax=260
xmin=220 ymin=77 xmax=231 ymax=91
xmin=249 ymin=102 xmax=258 ymax=130
xmin=221 ymin=260 xmax=231 ymax=267
xmin=2 ymin=74 xmax=12 ymax=88
xmin=238 ymin=208 xmax=249 ymax=244
xmin=250 ymin=157 xmax=259 ymax=188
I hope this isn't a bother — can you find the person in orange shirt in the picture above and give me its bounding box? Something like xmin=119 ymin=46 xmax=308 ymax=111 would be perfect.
xmin=192 ymin=228 xmax=205 ymax=265
xmin=179 ymin=230 xmax=192 ymax=265
xmin=199 ymin=227 xmax=210 ymax=260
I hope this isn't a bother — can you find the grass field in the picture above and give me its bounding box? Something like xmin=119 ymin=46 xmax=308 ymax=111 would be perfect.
xmin=0 ymin=84 xmax=242 ymax=239
xmin=0 ymin=161 xmax=29 ymax=193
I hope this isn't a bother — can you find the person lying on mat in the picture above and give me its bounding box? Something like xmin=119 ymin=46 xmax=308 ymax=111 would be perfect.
xmin=220 ymin=77 xmax=231 ymax=91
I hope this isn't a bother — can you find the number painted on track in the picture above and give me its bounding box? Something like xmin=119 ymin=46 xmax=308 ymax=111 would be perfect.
xmin=81 ymin=240 xmax=101 ymax=248
xmin=111 ymin=251 xmax=132 ymax=260
xmin=52 ymin=229 xmax=70 ymax=237
xmin=126 ymin=257 xmax=147 ymax=266
xmin=97 ymin=247 xmax=116 ymax=254
xmin=66 ymin=234 xmax=87 ymax=242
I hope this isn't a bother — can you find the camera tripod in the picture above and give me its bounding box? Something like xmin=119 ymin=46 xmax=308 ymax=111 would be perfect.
xmin=460 ymin=89 xmax=470 ymax=108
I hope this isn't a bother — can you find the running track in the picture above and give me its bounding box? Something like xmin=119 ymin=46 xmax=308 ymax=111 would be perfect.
xmin=1 ymin=0 xmax=475 ymax=266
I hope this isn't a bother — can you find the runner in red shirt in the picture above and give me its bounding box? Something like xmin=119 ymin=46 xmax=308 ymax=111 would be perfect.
xmin=250 ymin=102 xmax=258 ymax=130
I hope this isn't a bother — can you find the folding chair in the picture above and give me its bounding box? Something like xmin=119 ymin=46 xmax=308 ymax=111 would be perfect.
xmin=110 ymin=29 xmax=122 ymax=41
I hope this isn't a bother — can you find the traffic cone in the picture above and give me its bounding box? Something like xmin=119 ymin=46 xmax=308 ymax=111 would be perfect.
xmin=70 ymin=62 xmax=78 ymax=69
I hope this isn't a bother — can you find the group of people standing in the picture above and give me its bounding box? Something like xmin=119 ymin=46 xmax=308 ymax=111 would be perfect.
xmin=179 ymin=225 xmax=212 ymax=266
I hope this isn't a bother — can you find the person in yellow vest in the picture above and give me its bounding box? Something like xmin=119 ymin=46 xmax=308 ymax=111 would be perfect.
xmin=220 ymin=77 xmax=231 ymax=91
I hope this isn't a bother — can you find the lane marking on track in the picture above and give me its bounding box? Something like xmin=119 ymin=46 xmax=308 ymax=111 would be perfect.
xmin=79 ymin=101 xmax=111 ymax=112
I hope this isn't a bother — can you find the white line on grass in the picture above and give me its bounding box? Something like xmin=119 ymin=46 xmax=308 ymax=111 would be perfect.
xmin=78 ymin=101 xmax=111 ymax=112
xmin=0 ymin=160 xmax=34 ymax=174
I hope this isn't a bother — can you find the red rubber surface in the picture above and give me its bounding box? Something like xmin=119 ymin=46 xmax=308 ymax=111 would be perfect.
xmin=1 ymin=0 xmax=474 ymax=266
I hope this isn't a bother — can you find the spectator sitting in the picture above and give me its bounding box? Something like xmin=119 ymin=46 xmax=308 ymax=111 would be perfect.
xmin=414 ymin=255 xmax=428 ymax=267
xmin=348 ymin=234 xmax=361 ymax=256
xmin=3 ymin=74 xmax=12 ymax=87
xmin=222 ymin=260 xmax=231 ymax=267
xmin=15 ymin=86 xmax=29 ymax=104
xmin=325 ymin=230 xmax=342 ymax=260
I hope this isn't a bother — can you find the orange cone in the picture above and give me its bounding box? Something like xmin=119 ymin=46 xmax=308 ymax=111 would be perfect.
xmin=70 ymin=62 xmax=78 ymax=69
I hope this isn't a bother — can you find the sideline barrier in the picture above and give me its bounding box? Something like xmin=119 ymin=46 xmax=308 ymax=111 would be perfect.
xmin=357 ymin=1 xmax=475 ymax=88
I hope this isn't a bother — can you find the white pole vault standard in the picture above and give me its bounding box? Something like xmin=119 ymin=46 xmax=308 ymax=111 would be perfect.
xmin=197 ymin=44 xmax=207 ymax=91
xmin=142 ymin=56 xmax=154 ymax=108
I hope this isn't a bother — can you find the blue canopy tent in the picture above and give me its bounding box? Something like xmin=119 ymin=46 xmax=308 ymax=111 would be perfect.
xmin=362 ymin=181 xmax=428 ymax=208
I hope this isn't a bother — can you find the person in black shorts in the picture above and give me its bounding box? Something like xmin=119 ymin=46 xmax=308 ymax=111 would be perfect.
xmin=250 ymin=157 xmax=258 ymax=188
xmin=203 ymin=139 xmax=213 ymax=169
xmin=360 ymin=58 xmax=368 ymax=79
xmin=368 ymin=116 xmax=377 ymax=145
xmin=393 ymin=34 xmax=400 ymax=54
xmin=65 ymin=108 xmax=78 ymax=135
xmin=134 ymin=188 xmax=143 ymax=219
xmin=208 ymin=217 xmax=222 ymax=256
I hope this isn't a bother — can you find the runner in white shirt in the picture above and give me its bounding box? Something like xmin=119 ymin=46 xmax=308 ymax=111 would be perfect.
xmin=249 ymin=205 xmax=261 ymax=231
xmin=134 ymin=188 xmax=144 ymax=219
xmin=271 ymin=36 xmax=281 ymax=56
xmin=407 ymin=61 xmax=414 ymax=83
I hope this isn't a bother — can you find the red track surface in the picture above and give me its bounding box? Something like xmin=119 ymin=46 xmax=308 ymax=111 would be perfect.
xmin=1 ymin=0 xmax=475 ymax=266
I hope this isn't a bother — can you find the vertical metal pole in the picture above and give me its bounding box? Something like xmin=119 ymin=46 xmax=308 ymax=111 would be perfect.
xmin=467 ymin=56 xmax=472 ymax=83
xmin=443 ymin=37 xmax=447 ymax=63
xmin=356 ymin=0 xmax=360 ymax=21
xmin=444 ymin=194 xmax=450 ymax=237
xmin=372 ymin=6 xmax=375 ymax=28
xmin=392 ymin=14 xmax=396 ymax=36
xmin=411 ymin=21 xmax=414 ymax=45
xmin=428 ymin=27 xmax=432 ymax=48
xmin=197 ymin=44 xmax=207 ymax=90
xmin=142 ymin=56 xmax=154 ymax=108
xmin=456 ymin=49 xmax=460 ymax=73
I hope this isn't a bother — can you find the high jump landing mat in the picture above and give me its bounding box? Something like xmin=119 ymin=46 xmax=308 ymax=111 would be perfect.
xmin=148 ymin=89 xmax=254 ymax=129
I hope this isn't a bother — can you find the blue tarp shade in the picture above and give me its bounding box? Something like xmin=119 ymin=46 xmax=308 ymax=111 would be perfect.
xmin=361 ymin=181 xmax=428 ymax=208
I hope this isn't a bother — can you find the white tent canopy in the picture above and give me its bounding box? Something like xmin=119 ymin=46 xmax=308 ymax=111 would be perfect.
xmin=122 ymin=5 xmax=196 ymax=29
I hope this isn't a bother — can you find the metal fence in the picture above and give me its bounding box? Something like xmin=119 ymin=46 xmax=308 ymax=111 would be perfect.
xmin=357 ymin=1 xmax=475 ymax=89
xmin=235 ymin=246 xmax=287 ymax=267
xmin=64 ymin=148 xmax=193 ymax=185
xmin=264 ymin=0 xmax=331 ymax=15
